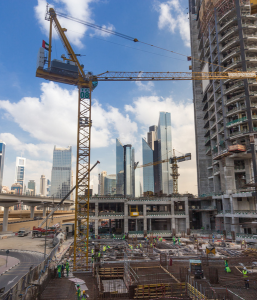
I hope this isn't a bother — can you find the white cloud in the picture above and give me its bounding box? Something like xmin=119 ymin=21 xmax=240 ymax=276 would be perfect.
xmin=0 ymin=133 xmax=53 ymax=158
xmin=0 ymin=82 xmax=137 ymax=150
xmin=34 ymin=0 xmax=115 ymax=48
xmin=157 ymin=0 xmax=190 ymax=47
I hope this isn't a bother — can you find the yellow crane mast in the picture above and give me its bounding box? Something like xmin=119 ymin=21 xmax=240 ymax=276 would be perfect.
xmin=35 ymin=7 xmax=257 ymax=270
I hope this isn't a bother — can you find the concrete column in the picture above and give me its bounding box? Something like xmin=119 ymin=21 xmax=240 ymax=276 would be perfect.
xmin=95 ymin=203 xmax=98 ymax=217
xmin=143 ymin=204 xmax=147 ymax=231
xmin=3 ymin=206 xmax=10 ymax=232
xmin=124 ymin=202 xmax=128 ymax=233
xmin=171 ymin=200 xmax=174 ymax=216
xmin=135 ymin=219 xmax=138 ymax=231
xmin=149 ymin=219 xmax=152 ymax=231
xmin=185 ymin=199 xmax=190 ymax=230
xmin=43 ymin=206 xmax=47 ymax=217
xmin=95 ymin=219 xmax=98 ymax=236
xmin=30 ymin=206 xmax=35 ymax=219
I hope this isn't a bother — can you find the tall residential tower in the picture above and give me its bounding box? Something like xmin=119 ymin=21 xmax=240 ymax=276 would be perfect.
xmin=189 ymin=0 xmax=257 ymax=233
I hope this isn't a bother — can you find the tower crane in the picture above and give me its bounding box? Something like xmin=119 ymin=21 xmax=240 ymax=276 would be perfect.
xmin=35 ymin=7 xmax=257 ymax=270
xmin=135 ymin=150 xmax=191 ymax=194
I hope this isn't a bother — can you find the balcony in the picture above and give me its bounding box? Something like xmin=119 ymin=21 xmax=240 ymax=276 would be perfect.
xmin=221 ymin=37 xmax=240 ymax=53
xmin=205 ymin=147 xmax=211 ymax=155
xmin=98 ymin=211 xmax=124 ymax=217
xmin=222 ymin=47 xmax=240 ymax=63
xmin=226 ymin=104 xmax=246 ymax=116
xmin=174 ymin=211 xmax=186 ymax=215
xmin=234 ymin=210 xmax=257 ymax=215
xmin=226 ymin=116 xmax=247 ymax=127
xmin=146 ymin=211 xmax=171 ymax=216
xmin=225 ymin=93 xmax=245 ymax=106
xmin=205 ymin=137 xmax=211 ymax=145
xmin=224 ymin=82 xmax=244 ymax=95
xmin=218 ymin=126 xmax=224 ymax=133
xmin=220 ymin=26 xmax=238 ymax=43
xmin=229 ymin=129 xmax=249 ymax=138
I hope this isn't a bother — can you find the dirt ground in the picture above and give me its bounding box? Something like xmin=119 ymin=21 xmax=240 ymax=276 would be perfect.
xmin=0 ymin=234 xmax=53 ymax=254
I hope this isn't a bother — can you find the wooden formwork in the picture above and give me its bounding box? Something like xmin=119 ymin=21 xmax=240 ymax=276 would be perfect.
xmin=134 ymin=283 xmax=186 ymax=299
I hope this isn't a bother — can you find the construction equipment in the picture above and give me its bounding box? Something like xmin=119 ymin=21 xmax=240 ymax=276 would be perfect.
xmin=36 ymin=7 xmax=257 ymax=271
xmin=135 ymin=150 xmax=191 ymax=194
xmin=250 ymin=0 xmax=257 ymax=14
xmin=130 ymin=205 xmax=139 ymax=217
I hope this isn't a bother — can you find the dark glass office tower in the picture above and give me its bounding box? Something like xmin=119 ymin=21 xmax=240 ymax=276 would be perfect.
xmin=50 ymin=146 xmax=72 ymax=199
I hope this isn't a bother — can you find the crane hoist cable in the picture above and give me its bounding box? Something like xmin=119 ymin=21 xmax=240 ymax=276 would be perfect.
xmin=54 ymin=10 xmax=223 ymax=69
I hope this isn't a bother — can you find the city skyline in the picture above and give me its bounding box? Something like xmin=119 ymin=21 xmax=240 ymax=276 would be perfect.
xmin=0 ymin=0 xmax=196 ymax=196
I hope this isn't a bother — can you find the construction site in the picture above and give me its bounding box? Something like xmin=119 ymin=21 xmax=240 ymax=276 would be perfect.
xmin=3 ymin=0 xmax=257 ymax=299
xmin=21 ymin=234 xmax=256 ymax=300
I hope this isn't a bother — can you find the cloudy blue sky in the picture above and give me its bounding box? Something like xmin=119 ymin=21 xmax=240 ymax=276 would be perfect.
xmin=0 ymin=0 xmax=197 ymax=195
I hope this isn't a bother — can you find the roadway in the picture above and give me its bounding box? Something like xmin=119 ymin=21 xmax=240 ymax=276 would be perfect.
xmin=0 ymin=250 xmax=44 ymax=294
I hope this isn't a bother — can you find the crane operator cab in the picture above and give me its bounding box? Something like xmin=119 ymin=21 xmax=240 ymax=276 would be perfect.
xmin=189 ymin=260 xmax=204 ymax=279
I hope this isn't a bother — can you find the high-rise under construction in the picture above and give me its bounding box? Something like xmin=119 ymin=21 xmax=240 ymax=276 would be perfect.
xmin=189 ymin=0 xmax=257 ymax=233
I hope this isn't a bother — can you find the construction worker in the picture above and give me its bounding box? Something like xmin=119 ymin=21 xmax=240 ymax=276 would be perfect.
xmin=76 ymin=284 xmax=81 ymax=300
xmin=82 ymin=290 xmax=88 ymax=299
xmin=224 ymin=260 xmax=231 ymax=273
xmin=113 ymin=233 xmax=116 ymax=239
xmin=61 ymin=263 xmax=65 ymax=277
xmin=103 ymin=245 xmax=106 ymax=252
xmin=173 ymin=236 xmax=176 ymax=245
xmin=160 ymin=237 xmax=163 ymax=242
xmin=140 ymin=243 xmax=142 ymax=248
xmin=65 ymin=260 xmax=69 ymax=277
xmin=243 ymin=267 xmax=249 ymax=289
xmin=212 ymin=234 xmax=215 ymax=243
xmin=91 ymin=254 xmax=94 ymax=263
xmin=178 ymin=237 xmax=181 ymax=245
xmin=57 ymin=264 xmax=62 ymax=278
xmin=122 ymin=234 xmax=125 ymax=240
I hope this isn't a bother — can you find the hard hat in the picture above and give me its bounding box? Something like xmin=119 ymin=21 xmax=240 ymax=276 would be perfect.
xmin=244 ymin=267 xmax=247 ymax=270
xmin=77 ymin=284 xmax=80 ymax=287
xmin=83 ymin=290 xmax=86 ymax=294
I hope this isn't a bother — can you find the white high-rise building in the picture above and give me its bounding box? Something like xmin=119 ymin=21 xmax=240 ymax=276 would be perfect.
xmin=15 ymin=157 xmax=26 ymax=193
xmin=40 ymin=175 xmax=46 ymax=196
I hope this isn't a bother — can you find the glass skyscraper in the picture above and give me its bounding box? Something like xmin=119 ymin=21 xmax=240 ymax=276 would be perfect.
xmin=28 ymin=180 xmax=36 ymax=195
xmin=116 ymin=139 xmax=124 ymax=195
xmin=116 ymin=139 xmax=135 ymax=197
xmin=157 ymin=112 xmax=173 ymax=194
xmin=104 ymin=174 xmax=116 ymax=195
xmin=0 ymin=141 xmax=5 ymax=192
xmin=15 ymin=157 xmax=26 ymax=193
xmin=142 ymin=138 xmax=154 ymax=193
xmin=50 ymin=146 xmax=72 ymax=199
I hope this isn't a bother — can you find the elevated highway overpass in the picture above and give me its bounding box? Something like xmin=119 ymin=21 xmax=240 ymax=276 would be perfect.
xmin=0 ymin=193 xmax=73 ymax=232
